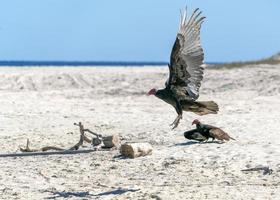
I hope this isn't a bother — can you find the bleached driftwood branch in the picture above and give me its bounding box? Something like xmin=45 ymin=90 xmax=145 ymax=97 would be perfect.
xmin=0 ymin=122 xmax=119 ymax=158
xmin=19 ymin=122 xmax=96 ymax=153
xmin=0 ymin=149 xmax=95 ymax=158
xmin=241 ymin=166 xmax=273 ymax=175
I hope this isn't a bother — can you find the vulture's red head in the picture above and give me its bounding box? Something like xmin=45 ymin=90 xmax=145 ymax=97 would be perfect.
xmin=147 ymin=88 xmax=157 ymax=96
xmin=192 ymin=119 xmax=200 ymax=125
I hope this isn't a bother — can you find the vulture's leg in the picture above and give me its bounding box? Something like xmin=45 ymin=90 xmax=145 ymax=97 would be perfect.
xmin=170 ymin=100 xmax=183 ymax=129
xmin=170 ymin=115 xmax=182 ymax=129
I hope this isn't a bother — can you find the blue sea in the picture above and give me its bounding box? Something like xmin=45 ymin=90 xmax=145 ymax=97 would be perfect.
xmin=0 ymin=61 xmax=221 ymax=67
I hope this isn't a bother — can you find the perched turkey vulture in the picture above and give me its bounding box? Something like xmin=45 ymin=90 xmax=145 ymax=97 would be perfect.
xmin=148 ymin=8 xmax=218 ymax=129
xmin=188 ymin=119 xmax=235 ymax=142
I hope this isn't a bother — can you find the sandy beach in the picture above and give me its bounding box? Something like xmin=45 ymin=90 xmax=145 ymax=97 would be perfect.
xmin=0 ymin=65 xmax=279 ymax=199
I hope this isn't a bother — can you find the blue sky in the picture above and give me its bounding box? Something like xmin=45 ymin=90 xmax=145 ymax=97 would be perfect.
xmin=0 ymin=0 xmax=279 ymax=63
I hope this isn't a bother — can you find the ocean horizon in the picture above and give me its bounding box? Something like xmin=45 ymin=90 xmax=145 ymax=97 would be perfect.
xmin=0 ymin=60 xmax=223 ymax=67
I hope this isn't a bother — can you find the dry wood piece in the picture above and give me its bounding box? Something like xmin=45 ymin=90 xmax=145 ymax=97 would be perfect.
xmin=19 ymin=139 xmax=37 ymax=152
xmin=70 ymin=122 xmax=87 ymax=150
xmin=103 ymin=134 xmax=120 ymax=148
xmin=241 ymin=166 xmax=273 ymax=175
xmin=20 ymin=139 xmax=65 ymax=152
xmin=0 ymin=149 xmax=95 ymax=158
xmin=120 ymin=142 xmax=153 ymax=158
xmin=19 ymin=122 xmax=99 ymax=153
xmin=15 ymin=122 xmax=119 ymax=158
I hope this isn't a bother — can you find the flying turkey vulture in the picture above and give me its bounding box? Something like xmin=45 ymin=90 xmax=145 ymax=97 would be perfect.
xmin=148 ymin=8 xmax=218 ymax=129
xmin=185 ymin=119 xmax=235 ymax=142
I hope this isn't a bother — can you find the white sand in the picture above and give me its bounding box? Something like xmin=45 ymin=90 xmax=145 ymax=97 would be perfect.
xmin=0 ymin=65 xmax=279 ymax=199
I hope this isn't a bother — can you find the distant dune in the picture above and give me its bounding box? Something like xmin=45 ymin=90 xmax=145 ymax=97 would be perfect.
xmin=212 ymin=52 xmax=280 ymax=69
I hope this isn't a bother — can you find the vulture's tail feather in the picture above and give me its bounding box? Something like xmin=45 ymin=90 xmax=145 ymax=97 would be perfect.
xmin=229 ymin=136 xmax=236 ymax=141
xmin=192 ymin=101 xmax=219 ymax=115
xmin=200 ymin=101 xmax=219 ymax=112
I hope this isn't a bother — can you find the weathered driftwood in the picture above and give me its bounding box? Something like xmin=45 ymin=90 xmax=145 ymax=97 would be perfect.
xmin=19 ymin=122 xmax=96 ymax=153
xmin=19 ymin=139 xmax=64 ymax=152
xmin=120 ymin=142 xmax=153 ymax=158
xmin=241 ymin=166 xmax=273 ymax=175
xmin=0 ymin=149 xmax=96 ymax=158
xmin=13 ymin=122 xmax=119 ymax=158
xmin=69 ymin=122 xmax=89 ymax=150
xmin=19 ymin=139 xmax=36 ymax=152
xmin=92 ymin=137 xmax=103 ymax=146
xmin=103 ymin=134 xmax=120 ymax=148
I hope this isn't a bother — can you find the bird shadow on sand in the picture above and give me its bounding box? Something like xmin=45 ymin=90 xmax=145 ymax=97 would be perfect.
xmin=174 ymin=140 xmax=223 ymax=146
xmin=45 ymin=191 xmax=94 ymax=199
xmin=93 ymin=188 xmax=140 ymax=197
xmin=113 ymin=155 xmax=130 ymax=160
xmin=45 ymin=188 xmax=140 ymax=199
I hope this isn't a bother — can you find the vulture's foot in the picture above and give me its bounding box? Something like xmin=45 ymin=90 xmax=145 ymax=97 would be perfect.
xmin=170 ymin=114 xmax=182 ymax=129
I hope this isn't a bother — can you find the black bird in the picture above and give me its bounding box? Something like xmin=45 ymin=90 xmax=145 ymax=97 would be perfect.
xmin=183 ymin=129 xmax=208 ymax=142
xmin=148 ymin=8 xmax=218 ymax=129
xmin=184 ymin=119 xmax=235 ymax=142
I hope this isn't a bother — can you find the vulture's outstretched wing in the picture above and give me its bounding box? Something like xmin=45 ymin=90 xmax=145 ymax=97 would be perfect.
xmin=167 ymin=8 xmax=205 ymax=101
